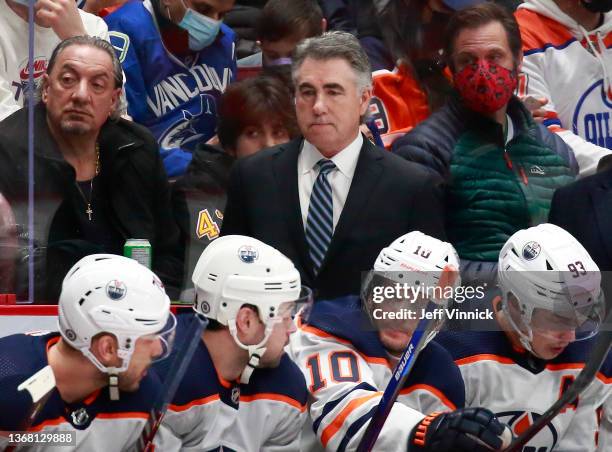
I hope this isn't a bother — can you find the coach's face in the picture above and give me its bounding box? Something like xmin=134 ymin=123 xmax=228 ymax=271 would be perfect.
xmin=294 ymin=57 xmax=371 ymax=158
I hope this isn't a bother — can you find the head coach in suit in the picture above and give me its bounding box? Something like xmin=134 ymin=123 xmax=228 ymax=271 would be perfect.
xmin=221 ymin=31 xmax=446 ymax=300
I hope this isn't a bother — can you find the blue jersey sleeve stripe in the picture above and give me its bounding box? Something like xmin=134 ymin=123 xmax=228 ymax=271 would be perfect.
xmin=312 ymin=382 xmax=378 ymax=434
xmin=523 ymin=38 xmax=577 ymax=56
xmin=337 ymin=405 xmax=378 ymax=452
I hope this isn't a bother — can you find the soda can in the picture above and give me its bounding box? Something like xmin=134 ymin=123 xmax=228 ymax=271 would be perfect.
xmin=124 ymin=239 xmax=152 ymax=269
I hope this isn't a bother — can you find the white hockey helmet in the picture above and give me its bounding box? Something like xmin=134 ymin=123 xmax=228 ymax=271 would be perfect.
xmin=58 ymin=254 xmax=176 ymax=377
xmin=192 ymin=235 xmax=309 ymax=382
xmin=498 ymin=224 xmax=605 ymax=352
xmin=364 ymin=231 xmax=461 ymax=341
xmin=369 ymin=230 xmax=461 ymax=300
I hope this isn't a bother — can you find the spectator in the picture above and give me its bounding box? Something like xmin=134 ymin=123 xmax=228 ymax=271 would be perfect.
xmin=393 ymin=2 xmax=577 ymax=286
xmin=221 ymin=31 xmax=446 ymax=300
xmin=516 ymin=0 xmax=612 ymax=176
xmin=318 ymin=0 xmax=394 ymax=71
xmin=0 ymin=0 xmax=109 ymax=120
xmin=0 ymin=36 xmax=183 ymax=302
xmin=237 ymin=0 xmax=325 ymax=79
xmin=371 ymin=0 xmax=483 ymax=149
xmin=172 ymin=74 xmax=299 ymax=296
xmin=224 ymin=0 xmax=266 ymax=60
xmin=104 ymin=0 xmax=237 ymax=177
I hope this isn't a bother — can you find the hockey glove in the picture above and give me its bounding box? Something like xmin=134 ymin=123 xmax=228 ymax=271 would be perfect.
xmin=408 ymin=407 xmax=512 ymax=452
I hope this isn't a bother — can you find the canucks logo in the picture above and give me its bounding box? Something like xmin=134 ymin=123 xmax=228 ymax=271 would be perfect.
xmin=106 ymin=280 xmax=127 ymax=300
xmin=522 ymin=242 xmax=541 ymax=261
xmin=158 ymin=94 xmax=217 ymax=149
xmin=238 ymin=245 xmax=259 ymax=263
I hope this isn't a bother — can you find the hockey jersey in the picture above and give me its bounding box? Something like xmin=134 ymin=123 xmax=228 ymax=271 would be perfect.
xmin=104 ymin=0 xmax=237 ymax=176
xmin=287 ymin=296 xmax=465 ymax=452
xmin=370 ymin=65 xmax=431 ymax=149
xmin=0 ymin=1 xmax=109 ymax=121
xmin=435 ymin=296 xmax=611 ymax=452
xmin=0 ymin=332 xmax=165 ymax=452
xmin=153 ymin=313 xmax=308 ymax=451
xmin=516 ymin=0 xmax=612 ymax=176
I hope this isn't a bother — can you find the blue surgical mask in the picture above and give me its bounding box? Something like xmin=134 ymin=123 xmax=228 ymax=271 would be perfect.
xmin=178 ymin=2 xmax=221 ymax=51
xmin=11 ymin=0 xmax=31 ymax=6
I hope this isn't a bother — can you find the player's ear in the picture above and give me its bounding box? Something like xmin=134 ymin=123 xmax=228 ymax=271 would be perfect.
xmin=235 ymin=305 xmax=263 ymax=344
xmin=91 ymin=333 xmax=120 ymax=366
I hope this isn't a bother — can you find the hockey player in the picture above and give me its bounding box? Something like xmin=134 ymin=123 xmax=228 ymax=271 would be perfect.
xmin=0 ymin=254 xmax=177 ymax=451
xmin=435 ymin=223 xmax=610 ymax=451
xmin=153 ymin=235 xmax=310 ymax=451
xmin=287 ymin=231 xmax=511 ymax=452
xmin=516 ymin=0 xmax=612 ymax=175
xmin=104 ymin=0 xmax=237 ymax=177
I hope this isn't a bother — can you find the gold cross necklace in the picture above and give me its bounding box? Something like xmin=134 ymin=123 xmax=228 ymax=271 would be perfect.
xmin=75 ymin=143 xmax=100 ymax=221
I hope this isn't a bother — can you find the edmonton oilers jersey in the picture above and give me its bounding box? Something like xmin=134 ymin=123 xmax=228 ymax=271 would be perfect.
xmin=0 ymin=332 xmax=163 ymax=452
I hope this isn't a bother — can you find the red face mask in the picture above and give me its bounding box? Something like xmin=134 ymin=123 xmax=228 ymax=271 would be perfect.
xmin=454 ymin=60 xmax=518 ymax=115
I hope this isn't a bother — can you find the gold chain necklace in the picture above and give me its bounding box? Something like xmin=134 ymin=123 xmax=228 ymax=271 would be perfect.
xmin=75 ymin=143 xmax=100 ymax=221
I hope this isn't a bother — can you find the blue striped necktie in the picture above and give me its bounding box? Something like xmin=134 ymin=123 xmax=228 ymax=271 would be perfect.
xmin=306 ymin=159 xmax=336 ymax=274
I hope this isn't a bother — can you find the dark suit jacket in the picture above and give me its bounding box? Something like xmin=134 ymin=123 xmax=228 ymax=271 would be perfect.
xmin=549 ymin=168 xmax=612 ymax=271
xmin=221 ymin=137 xmax=446 ymax=300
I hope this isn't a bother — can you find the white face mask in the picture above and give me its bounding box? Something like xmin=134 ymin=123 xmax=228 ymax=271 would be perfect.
xmin=177 ymin=0 xmax=222 ymax=51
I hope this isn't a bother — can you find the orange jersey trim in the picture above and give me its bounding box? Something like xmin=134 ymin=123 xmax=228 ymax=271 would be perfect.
xmin=596 ymin=372 xmax=612 ymax=384
xmin=297 ymin=321 xmax=390 ymax=368
xmin=320 ymin=392 xmax=381 ymax=447
xmin=400 ymin=384 xmax=457 ymax=411
xmin=455 ymin=354 xmax=515 ymax=366
xmin=29 ymin=416 xmax=67 ymax=431
xmin=240 ymin=393 xmax=307 ymax=412
xmin=516 ymin=9 xmax=575 ymax=54
xmin=169 ymin=394 xmax=220 ymax=412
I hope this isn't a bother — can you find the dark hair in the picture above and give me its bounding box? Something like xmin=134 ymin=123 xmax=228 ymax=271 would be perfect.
xmin=256 ymin=0 xmax=323 ymax=43
xmin=47 ymin=35 xmax=123 ymax=90
xmin=217 ymin=75 xmax=299 ymax=152
xmin=378 ymin=0 xmax=432 ymax=62
xmin=444 ymin=2 xmax=523 ymax=71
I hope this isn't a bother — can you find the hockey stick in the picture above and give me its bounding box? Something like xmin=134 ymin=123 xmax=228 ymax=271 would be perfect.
xmin=356 ymin=300 xmax=439 ymax=452
xmin=503 ymin=309 xmax=612 ymax=452
xmin=137 ymin=313 xmax=208 ymax=452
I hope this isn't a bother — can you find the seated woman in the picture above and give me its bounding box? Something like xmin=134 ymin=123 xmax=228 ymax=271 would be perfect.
xmin=172 ymin=74 xmax=299 ymax=298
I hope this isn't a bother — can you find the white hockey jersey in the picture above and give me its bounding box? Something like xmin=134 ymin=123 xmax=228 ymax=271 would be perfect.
xmin=516 ymin=0 xmax=612 ymax=176
xmin=287 ymin=296 xmax=466 ymax=452
xmin=0 ymin=0 xmax=109 ymax=121
xmin=436 ymin=297 xmax=611 ymax=452
xmin=0 ymin=332 xmax=166 ymax=452
xmin=153 ymin=313 xmax=309 ymax=452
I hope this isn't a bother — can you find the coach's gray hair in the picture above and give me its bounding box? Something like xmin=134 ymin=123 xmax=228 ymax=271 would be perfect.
xmin=40 ymin=36 xmax=124 ymax=120
xmin=291 ymin=31 xmax=372 ymax=93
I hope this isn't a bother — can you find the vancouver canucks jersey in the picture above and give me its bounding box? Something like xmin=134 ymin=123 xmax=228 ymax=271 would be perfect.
xmin=153 ymin=313 xmax=308 ymax=451
xmin=0 ymin=332 xmax=164 ymax=452
xmin=104 ymin=0 xmax=236 ymax=174
xmin=287 ymin=295 xmax=465 ymax=452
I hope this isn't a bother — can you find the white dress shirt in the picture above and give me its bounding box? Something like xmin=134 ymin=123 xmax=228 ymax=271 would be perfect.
xmin=298 ymin=133 xmax=363 ymax=232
